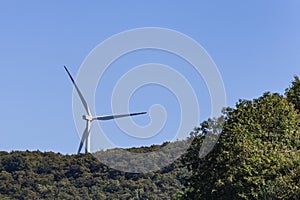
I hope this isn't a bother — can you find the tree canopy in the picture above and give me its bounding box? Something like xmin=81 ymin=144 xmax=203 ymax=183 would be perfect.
xmin=286 ymin=75 xmax=300 ymax=111
xmin=0 ymin=145 xmax=189 ymax=200
xmin=1 ymin=76 xmax=299 ymax=199
xmin=182 ymin=92 xmax=300 ymax=199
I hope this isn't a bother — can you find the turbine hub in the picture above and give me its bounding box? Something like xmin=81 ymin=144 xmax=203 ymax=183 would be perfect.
xmin=82 ymin=115 xmax=93 ymax=121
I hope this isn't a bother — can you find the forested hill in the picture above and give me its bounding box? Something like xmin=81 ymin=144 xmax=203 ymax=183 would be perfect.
xmin=1 ymin=76 xmax=300 ymax=200
xmin=0 ymin=142 xmax=189 ymax=200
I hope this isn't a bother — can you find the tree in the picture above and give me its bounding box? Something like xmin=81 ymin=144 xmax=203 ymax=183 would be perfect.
xmin=286 ymin=75 xmax=300 ymax=111
xmin=182 ymin=93 xmax=300 ymax=199
xmin=0 ymin=147 xmax=188 ymax=199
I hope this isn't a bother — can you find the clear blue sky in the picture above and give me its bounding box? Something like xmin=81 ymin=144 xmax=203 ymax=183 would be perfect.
xmin=0 ymin=1 xmax=299 ymax=154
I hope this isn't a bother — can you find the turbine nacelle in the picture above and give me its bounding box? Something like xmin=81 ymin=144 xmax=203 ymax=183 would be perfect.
xmin=82 ymin=115 xmax=93 ymax=121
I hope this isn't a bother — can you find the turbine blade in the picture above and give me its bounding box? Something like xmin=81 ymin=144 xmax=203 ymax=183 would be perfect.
xmin=77 ymin=121 xmax=91 ymax=154
xmin=95 ymin=112 xmax=147 ymax=121
xmin=64 ymin=66 xmax=91 ymax=115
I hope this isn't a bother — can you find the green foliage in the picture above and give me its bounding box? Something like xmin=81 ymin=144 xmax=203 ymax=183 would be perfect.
xmin=2 ymin=76 xmax=300 ymax=199
xmin=286 ymin=75 xmax=300 ymax=111
xmin=0 ymin=144 xmax=189 ymax=200
xmin=182 ymin=92 xmax=300 ymax=199
xmin=93 ymin=141 xmax=189 ymax=173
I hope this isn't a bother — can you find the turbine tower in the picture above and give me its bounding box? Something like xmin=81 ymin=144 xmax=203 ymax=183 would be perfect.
xmin=64 ymin=66 xmax=147 ymax=154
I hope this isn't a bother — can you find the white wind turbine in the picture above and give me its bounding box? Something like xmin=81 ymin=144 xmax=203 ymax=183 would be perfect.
xmin=64 ymin=66 xmax=147 ymax=154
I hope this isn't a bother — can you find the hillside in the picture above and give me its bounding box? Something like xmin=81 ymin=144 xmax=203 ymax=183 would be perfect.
xmin=0 ymin=142 xmax=189 ymax=200
xmin=1 ymin=76 xmax=299 ymax=200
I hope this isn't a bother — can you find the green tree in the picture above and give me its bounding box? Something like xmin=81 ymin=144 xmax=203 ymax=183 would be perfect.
xmin=182 ymin=93 xmax=300 ymax=199
xmin=286 ymin=75 xmax=300 ymax=111
xmin=0 ymin=146 xmax=188 ymax=199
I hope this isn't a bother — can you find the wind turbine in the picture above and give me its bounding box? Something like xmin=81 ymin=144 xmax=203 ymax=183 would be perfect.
xmin=64 ymin=66 xmax=147 ymax=154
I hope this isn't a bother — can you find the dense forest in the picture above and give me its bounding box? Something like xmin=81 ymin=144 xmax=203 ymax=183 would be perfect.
xmin=0 ymin=144 xmax=188 ymax=200
xmin=0 ymin=76 xmax=299 ymax=199
xmin=180 ymin=76 xmax=300 ymax=199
